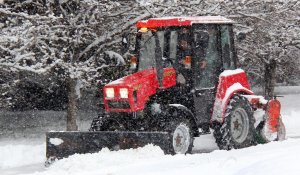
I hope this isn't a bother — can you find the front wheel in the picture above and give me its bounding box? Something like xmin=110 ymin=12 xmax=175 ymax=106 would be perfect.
xmin=214 ymin=95 xmax=256 ymax=150
xmin=166 ymin=120 xmax=194 ymax=154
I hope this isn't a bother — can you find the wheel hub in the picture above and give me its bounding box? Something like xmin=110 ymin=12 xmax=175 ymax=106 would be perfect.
xmin=175 ymin=133 xmax=183 ymax=147
xmin=230 ymin=108 xmax=249 ymax=143
xmin=172 ymin=124 xmax=190 ymax=154
xmin=233 ymin=119 xmax=241 ymax=130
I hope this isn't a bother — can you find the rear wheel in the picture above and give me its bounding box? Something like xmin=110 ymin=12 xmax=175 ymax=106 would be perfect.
xmin=214 ymin=95 xmax=256 ymax=150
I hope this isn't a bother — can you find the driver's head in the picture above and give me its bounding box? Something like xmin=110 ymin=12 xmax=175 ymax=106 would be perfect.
xmin=179 ymin=40 xmax=189 ymax=50
xmin=182 ymin=28 xmax=189 ymax=34
xmin=179 ymin=28 xmax=190 ymax=50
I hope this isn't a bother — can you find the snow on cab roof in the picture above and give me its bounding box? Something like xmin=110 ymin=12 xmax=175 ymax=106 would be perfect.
xmin=136 ymin=16 xmax=234 ymax=28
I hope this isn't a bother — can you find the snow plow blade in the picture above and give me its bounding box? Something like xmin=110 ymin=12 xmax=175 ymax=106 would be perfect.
xmin=46 ymin=131 xmax=171 ymax=160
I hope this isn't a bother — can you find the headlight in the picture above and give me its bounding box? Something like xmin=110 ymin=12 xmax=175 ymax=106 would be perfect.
xmin=105 ymin=88 xmax=114 ymax=98
xmin=119 ymin=88 xmax=128 ymax=98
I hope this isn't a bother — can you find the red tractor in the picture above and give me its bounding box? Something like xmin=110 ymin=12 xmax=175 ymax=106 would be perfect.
xmin=46 ymin=16 xmax=286 ymax=161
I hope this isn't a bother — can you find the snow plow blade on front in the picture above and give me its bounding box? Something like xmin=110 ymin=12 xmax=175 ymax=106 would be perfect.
xmin=46 ymin=131 xmax=172 ymax=161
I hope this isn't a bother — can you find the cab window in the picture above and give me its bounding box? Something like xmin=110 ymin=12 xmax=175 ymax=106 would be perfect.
xmin=221 ymin=25 xmax=236 ymax=70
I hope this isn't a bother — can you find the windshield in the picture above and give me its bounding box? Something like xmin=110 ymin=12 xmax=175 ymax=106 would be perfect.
xmin=137 ymin=30 xmax=178 ymax=71
xmin=138 ymin=31 xmax=164 ymax=71
xmin=137 ymin=31 xmax=156 ymax=71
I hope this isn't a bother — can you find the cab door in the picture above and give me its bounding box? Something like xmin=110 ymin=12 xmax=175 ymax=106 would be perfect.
xmin=192 ymin=24 xmax=222 ymax=130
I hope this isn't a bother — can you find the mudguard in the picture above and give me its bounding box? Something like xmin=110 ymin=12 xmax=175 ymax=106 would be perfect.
xmin=168 ymin=104 xmax=199 ymax=137
xmin=211 ymin=69 xmax=253 ymax=123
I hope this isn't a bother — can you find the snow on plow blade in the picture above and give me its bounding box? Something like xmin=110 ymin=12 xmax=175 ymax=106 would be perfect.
xmin=46 ymin=131 xmax=172 ymax=160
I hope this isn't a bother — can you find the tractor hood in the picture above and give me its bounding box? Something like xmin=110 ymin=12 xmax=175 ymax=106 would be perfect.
xmin=103 ymin=67 xmax=176 ymax=112
xmin=106 ymin=68 xmax=157 ymax=90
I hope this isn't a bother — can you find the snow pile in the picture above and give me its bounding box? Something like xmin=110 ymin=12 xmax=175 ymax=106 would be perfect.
xmin=0 ymin=143 xmax=45 ymax=169
xmin=282 ymin=110 xmax=300 ymax=138
xmin=2 ymin=139 xmax=299 ymax=175
xmin=47 ymin=145 xmax=165 ymax=175
xmin=46 ymin=140 xmax=300 ymax=175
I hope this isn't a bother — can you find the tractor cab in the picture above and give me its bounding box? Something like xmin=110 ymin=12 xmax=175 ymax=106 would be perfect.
xmin=132 ymin=16 xmax=236 ymax=85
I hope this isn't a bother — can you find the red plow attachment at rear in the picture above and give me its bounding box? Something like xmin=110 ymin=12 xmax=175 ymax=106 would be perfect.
xmin=46 ymin=131 xmax=172 ymax=161
xmin=247 ymin=96 xmax=286 ymax=142
xmin=260 ymin=98 xmax=286 ymax=142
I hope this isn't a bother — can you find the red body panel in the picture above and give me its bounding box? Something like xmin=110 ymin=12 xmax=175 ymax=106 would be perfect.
xmin=136 ymin=16 xmax=234 ymax=29
xmin=216 ymin=71 xmax=252 ymax=100
xmin=137 ymin=18 xmax=191 ymax=28
xmin=104 ymin=67 xmax=176 ymax=112
xmin=211 ymin=70 xmax=254 ymax=123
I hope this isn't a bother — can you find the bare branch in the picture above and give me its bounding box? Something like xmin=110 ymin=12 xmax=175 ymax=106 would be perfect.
xmin=78 ymin=12 xmax=151 ymax=59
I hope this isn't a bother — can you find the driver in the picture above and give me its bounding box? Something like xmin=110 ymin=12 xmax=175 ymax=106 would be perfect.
xmin=176 ymin=28 xmax=192 ymax=85
xmin=175 ymin=28 xmax=194 ymax=108
xmin=177 ymin=28 xmax=192 ymax=67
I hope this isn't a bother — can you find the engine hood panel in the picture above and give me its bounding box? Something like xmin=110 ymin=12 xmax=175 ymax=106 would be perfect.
xmin=103 ymin=67 xmax=176 ymax=112
xmin=106 ymin=68 xmax=158 ymax=89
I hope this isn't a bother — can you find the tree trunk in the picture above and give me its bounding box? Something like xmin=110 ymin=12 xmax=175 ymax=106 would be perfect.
xmin=66 ymin=77 xmax=78 ymax=131
xmin=264 ymin=59 xmax=277 ymax=99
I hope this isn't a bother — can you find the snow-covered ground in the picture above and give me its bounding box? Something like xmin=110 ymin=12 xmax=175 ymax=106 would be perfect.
xmin=1 ymin=88 xmax=300 ymax=175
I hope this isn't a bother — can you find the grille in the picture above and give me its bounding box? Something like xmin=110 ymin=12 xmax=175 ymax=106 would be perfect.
xmin=108 ymin=101 xmax=130 ymax=109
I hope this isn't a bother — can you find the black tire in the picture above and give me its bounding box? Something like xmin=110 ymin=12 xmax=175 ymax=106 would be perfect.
xmin=165 ymin=119 xmax=194 ymax=154
xmin=213 ymin=95 xmax=256 ymax=150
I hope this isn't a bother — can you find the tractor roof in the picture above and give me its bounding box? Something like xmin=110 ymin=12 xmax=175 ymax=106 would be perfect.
xmin=136 ymin=16 xmax=234 ymax=29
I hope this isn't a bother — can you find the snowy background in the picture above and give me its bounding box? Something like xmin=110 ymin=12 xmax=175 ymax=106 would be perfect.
xmin=0 ymin=87 xmax=299 ymax=175
xmin=0 ymin=0 xmax=300 ymax=175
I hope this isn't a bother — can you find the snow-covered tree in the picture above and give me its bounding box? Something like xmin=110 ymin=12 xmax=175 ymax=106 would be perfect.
xmin=0 ymin=0 xmax=131 ymax=130
xmin=216 ymin=0 xmax=300 ymax=97
xmin=0 ymin=0 xmax=299 ymax=130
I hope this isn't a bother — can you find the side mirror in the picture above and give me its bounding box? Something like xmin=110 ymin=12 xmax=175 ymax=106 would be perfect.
xmin=121 ymin=34 xmax=129 ymax=55
xmin=237 ymin=32 xmax=246 ymax=41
